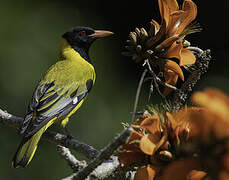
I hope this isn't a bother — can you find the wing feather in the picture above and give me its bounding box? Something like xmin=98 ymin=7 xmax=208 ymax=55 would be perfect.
xmin=20 ymin=78 xmax=94 ymax=138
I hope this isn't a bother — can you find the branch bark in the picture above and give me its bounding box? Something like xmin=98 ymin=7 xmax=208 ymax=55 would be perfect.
xmin=0 ymin=108 xmax=133 ymax=180
xmin=73 ymin=127 xmax=132 ymax=180
xmin=57 ymin=145 xmax=87 ymax=172
xmin=62 ymin=156 xmax=120 ymax=180
xmin=0 ymin=108 xmax=100 ymax=160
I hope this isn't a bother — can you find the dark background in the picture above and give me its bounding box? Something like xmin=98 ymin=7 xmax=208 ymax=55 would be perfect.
xmin=0 ymin=0 xmax=228 ymax=179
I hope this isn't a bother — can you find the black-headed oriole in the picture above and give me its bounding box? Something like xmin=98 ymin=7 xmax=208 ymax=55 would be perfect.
xmin=12 ymin=26 xmax=113 ymax=168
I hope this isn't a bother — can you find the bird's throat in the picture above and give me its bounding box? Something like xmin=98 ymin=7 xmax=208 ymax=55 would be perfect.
xmin=60 ymin=38 xmax=92 ymax=64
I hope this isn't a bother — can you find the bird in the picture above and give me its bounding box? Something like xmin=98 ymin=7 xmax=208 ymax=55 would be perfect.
xmin=12 ymin=26 xmax=113 ymax=168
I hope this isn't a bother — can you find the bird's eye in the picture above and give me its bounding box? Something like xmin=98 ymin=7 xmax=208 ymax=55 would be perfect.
xmin=79 ymin=31 xmax=86 ymax=36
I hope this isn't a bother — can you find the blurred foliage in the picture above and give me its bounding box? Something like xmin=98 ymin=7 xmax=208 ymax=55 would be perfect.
xmin=0 ymin=0 xmax=228 ymax=179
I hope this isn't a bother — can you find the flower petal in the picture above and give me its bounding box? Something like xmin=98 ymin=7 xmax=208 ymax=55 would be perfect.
xmin=192 ymin=89 xmax=229 ymax=118
xmin=118 ymin=150 xmax=146 ymax=167
xmin=166 ymin=112 xmax=177 ymax=129
xmin=134 ymin=165 xmax=157 ymax=180
xmin=176 ymin=0 xmax=197 ymax=35
xmin=156 ymin=35 xmax=179 ymax=52
xmin=146 ymin=21 xmax=166 ymax=48
xmin=163 ymin=70 xmax=178 ymax=96
xmin=150 ymin=19 xmax=160 ymax=36
xmin=140 ymin=134 xmax=158 ymax=155
xmin=165 ymin=42 xmax=182 ymax=62
xmin=129 ymin=130 xmax=144 ymax=142
xmin=187 ymin=170 xmax=207 ymax=180
xmin=188 ymin=107 xmax=212 ymax=141
xmin=121 ymin=130 xmax=143 ymax=153
xmin=164 ymin=60 xmax=184 ymax=81
xmin=162 ymin=0 xmax=179 ymax=12
xmin=158 ymin=0 xmax=170 ymax=28
xmin=167 ymin=10 xmax=185 ymax=36
xmin=191 ymin=89 xmax=229 ymax=139
xmin=158 ymin=0 xmax=179 ymax=28
xmin=140 ymin=116 xmax=161 ymax=135
xmin=159 ymin=158 xmax=201 ymax=180
xmin=180 ymin=48 xmax=196 ymax=66
xmin=175 ymin=106 xmax=188 ymax=124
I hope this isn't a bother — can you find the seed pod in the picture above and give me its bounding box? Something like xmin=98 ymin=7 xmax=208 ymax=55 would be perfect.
xmin=141 ymin=28 xmax=148 ymax=37
xmin=135 ymin=27 xmax=141 ymax=38
xmin=129 ymin=32 xmax=137 ymax=45
xmin=140 ymin=28 xmax=148 ymax=42
xmin=136 ymin=45 xmax=142 ymax=54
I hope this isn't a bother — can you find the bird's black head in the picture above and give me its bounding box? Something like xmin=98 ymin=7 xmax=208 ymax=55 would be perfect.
xmin=62 ymin=26 xmax=113 ymax=53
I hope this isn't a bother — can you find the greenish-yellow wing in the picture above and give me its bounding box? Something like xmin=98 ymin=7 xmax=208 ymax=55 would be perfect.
xmin=20 ymin=60 xmax=95 ymax=138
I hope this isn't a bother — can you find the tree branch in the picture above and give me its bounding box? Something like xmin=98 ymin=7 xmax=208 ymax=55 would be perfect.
xmin=0 ymin=108 xmax=100 ymax=160
xmin=73 ymin=127 xmax=132 ymax=180
xmin=57 ymin=145 xmax=87 ymax=172
xmin=62 ymin=156 xmax=120 ymax=180
xmin=0 ymin=108 xmax=133 ymax=179
xmin=45 ymin=131 xmax=99 ymax=160
xmin=0 ymin=109 xmax=22 ymax=127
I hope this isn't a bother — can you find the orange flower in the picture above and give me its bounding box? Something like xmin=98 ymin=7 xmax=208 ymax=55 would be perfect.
xmin=118 ymin=130 xmax=147 ymax=167
xmin=124 ymin=0 xmax=199 ymax=96
xmin=188 ymin=88 xmax=229 ymax=179
xmin=190 ymin=88 xmax=229 ymax=141
xmin=159 ymin=158 xmax=205 ymax=180
xmin=149 ymin=0 xmax=198 ymax=95
xmin=119 ymin=89 xmax=229 ymax=179
xmin=119 ymin=106 xmax=201 ymax=179
xmin=134 ymin=165 xmax=159 ymax=180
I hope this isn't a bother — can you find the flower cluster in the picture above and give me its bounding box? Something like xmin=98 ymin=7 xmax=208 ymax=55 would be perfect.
xmin=119 ymin=89 xmax=229 ymax=180
xmin=119 ymin=105 xmax=199 ymax=179
xmin=123 ymin=0 xmax=201 ymax=95
xmin=190 ymin=89 xmax=229 ymax=179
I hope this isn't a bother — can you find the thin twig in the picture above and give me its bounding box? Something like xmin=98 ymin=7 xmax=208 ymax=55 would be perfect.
xmin=148 ymin=79 xmax=154 ymax=102
xmin=45 ymin=131 xmax=99 ymax=160
xmin=0 ymin=108 xmax=100 ymax=160
xmin=0 ymin=109 xmax=22 ymax=127
xmin=144 ymin=59 xmax=179 ymax=93
xmin=131 ymin=69 xmax=148 ymax=122
xmin=57 ymin=145 xmax=87 ymax=172
xmin=187 ymin=46 xmax=204 ymax=55
xmin=73 ymin=127 xmax=133 ymax=180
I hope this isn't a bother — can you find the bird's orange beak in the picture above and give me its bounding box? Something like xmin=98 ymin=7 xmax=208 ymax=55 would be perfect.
xmin=89 ymin=30 xmax=114 ymax=38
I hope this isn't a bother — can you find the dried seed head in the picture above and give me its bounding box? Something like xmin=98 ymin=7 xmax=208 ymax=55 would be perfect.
xmin=136 ymin=45 xmax=142 ymax=53
xmin=135 ymin=27 xmax=141 ymax=37
xmin=129 ymin=32 xmax=137 ymax=45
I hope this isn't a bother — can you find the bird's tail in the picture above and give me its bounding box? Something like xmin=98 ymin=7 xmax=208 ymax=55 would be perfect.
xmin=12 ymin=121 xmax=53 ymax=168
